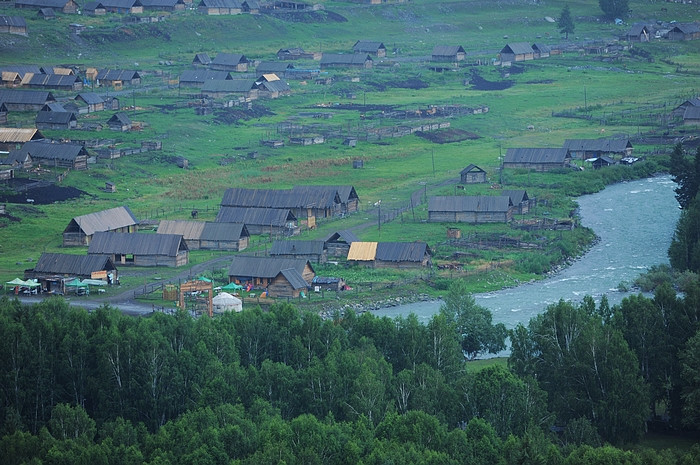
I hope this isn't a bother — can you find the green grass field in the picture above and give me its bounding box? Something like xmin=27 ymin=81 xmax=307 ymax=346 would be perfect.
xmin=0 ymin=0 xmax=698 ymax=289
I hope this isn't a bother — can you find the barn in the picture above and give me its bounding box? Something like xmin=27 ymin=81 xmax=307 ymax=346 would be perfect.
xmin=228 ymin=255 xmax=315 ymax=295
xmin=25 ymin=253 xmax=118 ymax=293
xmin=63 ymin=205 xmax=139 ymax=246
xmin=270 ymin=239 xmax=327 ymax=263
xmin=88 ymin=231 xmax=189 ymax=267
xmin=2 ymin=151 xmax=33 ymax=170
xmin=75 ymin=92 xmax=106 ymax=113
xmin=0 ymin=89 xmax=55 ymax=111
xmin=198 ymin=0 xmax=242 ymax=15
xmin=15 ymin=140 xmax=89 ymax=170
xmin=107 ymin=112 xmax=132 ymax=131
xmin=320 ymin=54 xmax=373 ymax=69
xmin=353 ymin=40 xmax=386 ymax=57
xmin=14 ymin=0 xmax=79 ymax=13
xmin=254 ymin=74 xmax=291 ymax=98
xmin=431 ymin=45 xmax=466 ymax=62
xmin=35 ymin=110 xmax=77 ymax=129
xmin=347 ymin=241 xmax=431 ymax=268
xmin=324 ymin=229 xmax=359 ymax=257
xmin=428 ymin=195 xmax=514 ymax=223
xmin=626 ymin=24 xmax=651 ymax=42
xmin=192 ymin=53 xmax=212 ymax=67
xmin=141 ymin=0 xmax=186 ymax=11
xmin=502 ymin=189 xmax=534 ymax=214
xmin=503 ymin=147 xmax=571 ymax=171
xmin=0 ymin=16 xmax=28 ymax=35
xmin=460 ymin=164 xmax=487 ymax=184
xmin=531 ymin=43 xmax=551 ymax=58
xmin=210 ymin=53 xmax=250 ymax=72
xmin=179 ymin=70 xmax=232 ymax=87
xmin=667 ymin=23 xmax=700 ymax=41
xmin=216 ymin=206 xmax=299 ymax=236
xmin=256 ymin=62 xmax=295 ymax=77
xmin=157 ymin=220 xmax=250 ymax=251
xmin=683 ymin=106 xmax=700 ymax=126
xmin=23 ymin=73 xmax=82 ymax=91
xmin=499 ymin=43 xmax=535 ymax=62
xmin=96 ymin=69 xmax=142 ymax=86
xmin=563 ymin=138 xmax=633 ymax=160
xmin=82 ymin=2 xmax=107 ymax=15
xmin=201 ymin=79 xmax=258 ymax=99
xmin=0 ymin=128 xmax=45 ymax=151
xmin=277 ymin=47 xmax=320 ymax=60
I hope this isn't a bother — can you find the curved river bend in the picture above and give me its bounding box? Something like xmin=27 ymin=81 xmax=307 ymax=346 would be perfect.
xmin=373 ymin=175 xmax=680 ymax=330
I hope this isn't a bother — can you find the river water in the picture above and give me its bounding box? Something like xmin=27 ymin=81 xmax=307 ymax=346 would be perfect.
xmin=372 ymin=175 xmax=680 ymax=330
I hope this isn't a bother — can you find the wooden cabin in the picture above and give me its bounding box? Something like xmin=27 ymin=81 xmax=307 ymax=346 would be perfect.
xmin=270 ymin=239 xmax=327 ymax=263
xmin=35 ymin=111 xmax=77 ymax=129
xmin=503 ymin=147 xmax=571 ymax=172
xmin=15 ymin=140 xmax=88 ymax=170
xmin=499 ymin=42 xmax=534 ymax=62
xmin=14 ymin=0 xmax=79 ymax=13
xmin=157 ymin=220 xmax=249 ymax=251
xmin=428 ymin=195 xmax=514 ymax=223
xmin=210 ymin=53 xmax=249 ymax=72
xmin=353 ymin=40 xmax=386 ymax=57
xmin=0 ymin=15 xmax=28 ymax=35
xmin=228 ymin=256 xmax=314 ymax=295
xmin=63 ymin=205 xmax=138 ymax=246
xmin=320 ymin=54 xmax=373 ymax=69
xmin=431 ymin=45 xmax=466 ymax=62
xmin=216 ymin=206 xmax=299 ymax=236
xmin=460 ymin=164 xmax=487 ymax=184
xmin=324 ymin=229 xmax=359 ymax=257
xmin=347 ymin=241 xmax=431 ymax=268
xmin=25 ymin=253 xmax=118 ymax=293
xmin=88 ymin=231 xmax=189 ymax=267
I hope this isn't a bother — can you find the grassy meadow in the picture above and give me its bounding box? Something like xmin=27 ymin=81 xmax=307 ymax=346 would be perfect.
xmin=0 ymin=0 xmax=699 ymax=290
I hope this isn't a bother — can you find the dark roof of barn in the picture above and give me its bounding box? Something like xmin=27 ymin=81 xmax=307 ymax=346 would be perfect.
xmin=670 ymin=23 xmax=700 ymax=34
xmin=0 ymin=89 xmax=55 ymax=105
xmin=141 ymin=0 xmax=182 ymax=6
xmin=24 ymin=74 xmax=79 ymax=87
xmin=216 ymin=206 xmax=296 ymax=226
xmin=31 ymin=253 xmax=116 ymax=275
xmin=38 ymin=8 xmax=56 ymax=16
xmin=108 ymin=112 xmax=131 ymax=125
xmin=199 ymin=0 xmax=242 ymax=7
xmin=17 ymin=140 xmax=88 ymax=161
xmin=428 ymin=195 xmax=513 ymax=213
xmin=501 ymin=189 xmax=529 ymax=204
xmin=257 ymin=79 xmax=290 ymax=93
xmin=212 ymin=53 xmax=249 ymax=66
xmin=157 ymin=220 xmax=249 ymax=240
xmin=180 ymin=69 xmax=231 ymax=83
xmin=353 ymin=40 xmax=385 ymax=52
xmin=221 ymin=187 xmax=337 ymax=209
xmin=501 ymin=42 xmax=534 ymax=55
xmin=88 ymin=231 xmax=187 ymax=256
xmin=66 ymin=206 xmax=138 ymax=236
xmin=460 ymin=164 xmax=485 ymax=175
xmin=562 ymin=138 xmax=632 ymax=153
xmin=42 ymin=102 xmax=66 ymax=112
xmin=256 ymin=62 xmax=294 ymax=73
xmin=504 ymin=147 xmax=570 ymax=164
xmin=432 ymin=45 xmax=465 ymax=56
xmin=15 ymin=0 xmax=72 ymax=7
xmin=375 ymin=242 xmax=430 ymax=262
xmin=0 ymin=15 xmax=27 ymax=27
xmin=201 ymin=79 xmax=255 ymax=92
xmin=76 ymin=92 xmax=105 ymax=105
xmin=627 ymin=24 xmax=649 ymax=36
xmin=96 ymin=69 xmax=141 ymax=81
xmin=0 ymin=65 xmax=41 ymax=79
xmin=193 ymin=52 xmax=211 ymax=64
xmin=35 ymin=111 xmax=76 ymax=124
xmin=320 ymin=53 xmax=372 ymax=65
xmin=531 ymin=43 xmax=551 ymax=53
xmin=228 ymin=255 xmax=313 ymax=278
xmin=324 ymin=229 xmax=359 ymax=243
xmin=83 ymin=2 xmax=107 ymax=10
xmin=684 ymin=106 xmax=700 ymax=120
xmin=278 ymin=268 xmax=308 ymax=289
xmin=270 ymin=240 xmax=325 ymax=256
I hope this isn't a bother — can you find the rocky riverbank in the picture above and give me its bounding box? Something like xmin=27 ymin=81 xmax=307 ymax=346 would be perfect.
xmin=316 ymin=293 xmax=438 ymax=319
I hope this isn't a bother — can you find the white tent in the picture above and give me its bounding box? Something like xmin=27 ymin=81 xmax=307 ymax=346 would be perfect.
xmin=212 ymin=292 xmax=243 ymax=313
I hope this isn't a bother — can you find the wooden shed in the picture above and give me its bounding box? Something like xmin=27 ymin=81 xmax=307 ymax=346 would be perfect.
xmin=192 ymin=52 xmax=212 ymax=67
xmin=201 ymin=79 xmax=258 ymax=99
xmin=216 ymin=206 xmax=299 ymax=236
xmin=15 ymin=140 xmax=89 ymax=170
xmin=96 ymin=69 xmax=142 ymax=86
xmin=503 ymin=147 xmax=571 ymax=171
xmin=626 ymin=24 xmax=651 ymax=42
xmin=324 ymin=229 xmax=359 ymax=257
xmin=353 ymin=40 xmax=386 ymax=57
xmin=228 ymin=255 xmax=314 ymax=292
xmin=502 ymin=189 xmax=534 ymax=214
xmin=63 ymin=205 xmax=138 ymax=246
xmin=460 ymin=164 xmax=487 ymax=184
xmin=0 ymin=128 xmax=45 ymax=151
xmin=75 ymin=92 xmax=106 ymax=113
xmin=270 ymin=239 xmax=327 ymax=263
xmin=82 ymin=2 xmax=107 ymax=15
xmin=0 ymin=15 xmax=28 ymax=35
xmin=157 ymin=220 xmax=250 ymax=251
xmin=198 ymin=0 xmax=242 ymax=15
xmin=88 ymin=231 xmax=189 ymax=267
xmin=563 ymin=138 xmax=633 ymax=160
xmin=320 ymin=53 xmax=373 ymax=69
xmin=431 ymin=45 xmax=466 ymax=62
xmin=428 ymin=195 xmax=514 ymax=223
xmin=107 ymin=112 xmax=131 ymax=131
xmin=35 ymin=110 xmax=77 ymax=130
xmin=25 ymin=253 xmax=118 ymax=293
xmin=499 ymin=42 xmax=535 ymax=62
xmin=37 ymin=8 xmax=56 ymax=19
xmin=0 ymin=102 xmax=7 ymax=124
xmin=667 ymin=23 xmax=700 ymax=41
xmin=210 ymin=53 xmax=250 ymax=72
xmin=0 ymin=89 xmax=55 ymax=111
xmin=347 ymin=241 xmax=431 ymax=268
xmin=14 ymin=0 xmax=78 ymax=13
xmin=269 ymin=268 xmax=309 ymax=298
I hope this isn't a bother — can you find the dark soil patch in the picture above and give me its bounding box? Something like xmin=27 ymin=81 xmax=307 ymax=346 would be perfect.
xmin=264 ymin=10 xmax=347 ymax=23
xmin=367 ymin=78 xmax=429 ymax=91
xmin=525 ymin=79 xmax=555 ymax=84
xmin=469 ymin=70 xmax=513 ymax=91
xmin=0 ymin=183 xmax=88 ymax=205
xmin=415 ymin=128 xmax=480 ymax=144
xmin=213 ymin=105 xmax=275 ymax=125
xmin=505 ymin=64 xmax=526 ymax=74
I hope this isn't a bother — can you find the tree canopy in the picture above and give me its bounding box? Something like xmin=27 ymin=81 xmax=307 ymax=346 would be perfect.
xmin=558 ymin=5 xmax=575 ymax=39
xmin=598 ymin=0 xmax=629 ymax=20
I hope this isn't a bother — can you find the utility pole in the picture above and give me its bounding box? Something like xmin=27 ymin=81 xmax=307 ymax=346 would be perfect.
xmin=431 ymin=149 xmax=435 ymax=176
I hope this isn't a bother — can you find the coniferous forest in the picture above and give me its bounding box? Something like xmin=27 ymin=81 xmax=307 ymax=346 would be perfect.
xmin=2 ymin=271 xmax=700 ymax=464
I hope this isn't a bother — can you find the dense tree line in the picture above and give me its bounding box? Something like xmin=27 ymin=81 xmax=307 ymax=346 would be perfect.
xmin=2 ymin=275 xmax=700 ymax=463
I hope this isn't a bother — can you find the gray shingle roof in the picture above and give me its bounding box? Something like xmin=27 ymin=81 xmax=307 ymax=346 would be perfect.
xmin=35 ymin=111 xmax=76 ymax=124
xmin=501 ymin=189 xmax=529 ymax=205
xmin=353 ymin=40 xmax=385 ymax=53
xmin=66 ymin=206 xmax=138 ymax=236
xmin=24 ymin=74 xmax=79 ymax=88
xmin=228 ymin=255 xmax=312 ymax=279
xmin=0 ymin=16 xmax=27 ymax=27
xmin=504 ymin=148 xmax=569 ymax=165
xmin=684 ymin=106 xmax=700 ymax=120
xmin=14 ymin=0 xmax=71 ymax=8
xmin=256 ymin=62 xmax=294 ymax=73
xmin=108 ymin=112 xmax=131 ymax=125
xmin=201 ymin=79 xmax=254 ymax=92
xmin=212 ymin=53 xmax=248 ymax=66
xmin=76 ymin=92 xmax=105 ymax=105
xmin=270 ymin=240 xmax=325 ymax=255
xmin=0 ymin=89 xmax=55 ymax=105
xmin=429 ymin=195 xmax=512 ymax=213
xmin=193 ymin=53 xmax=211 ymax=65
xmin=501 ymin=42 xmax=534 ymax=55
xmin=88 ymin=231 xmax=187 ymax=256
xmin=563 ymin=138 xmax=632 ymax=153
xmin=375 ymin=242 xmax=429 ymax=262
xmin=31 ymin=253 xmax=116 ymax=276
xmin=432 ymin=45 xmax=465 ymax=56
xmin=179 ymin=70 xmax=231 ymax=83
xmin=42 ymin=102 xmax=67 ymax=112
xmin=216 ymin=207 xmax=296 ymax=226
xmin=279 ymin=268 xmax=308 ymax=289
xmin=460 ymin=164 xmax=485 ymax=175
xmin=199 ymin=0 xmax=241 ymax=8
xmin=96 ymin=69 xmax=141 ymax=81
xmin=157 ymin=220 xmax=249 ymax=240
xmin=324 ymin=229 xmax=359 ymax=243
xmin=17 ymin=140 xmax=87 ymax=161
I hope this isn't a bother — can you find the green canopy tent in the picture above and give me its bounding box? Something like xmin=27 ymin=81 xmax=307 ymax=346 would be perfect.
xmin=5 ymin=278 xmax=28 ymax=292
xmin=196 ymin=276 xmax=213 ymax=282
xmin=221 ymin=282 xmax=243 ymax=291
xmin=24 ymin=279 xmax=40 ymax=288
xmin=65 ymin=278 xmax=88 ymax=295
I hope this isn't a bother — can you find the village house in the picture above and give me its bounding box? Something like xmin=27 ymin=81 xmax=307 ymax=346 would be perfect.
xmin=503 ymin=147 xmax=571 ymax=171
xmin=353 ymin=40 xmax=386 ymax=57
xmin=96 ymin=0 xmax=144 ymax=13
xmin=1 ymin=71 xmax=22 ymax=87
xmin=347 ymin=241 xmax=431 ymax=268
xmin=320 ymin=54 xmax=373 ymax=69
xmin=75 ymin=92 xmax=106 ymax=113
xmin=0 ymin=128 xmax=44 ymax=151
xmin=255 ymin=62 xmax=294 ymax=77
xmin=0 ymin=89 xmax=55 ymax=111
xmin=192 ymin=52 xmax=212 ymax=67
xmin=88 ymin=231 xmax=189 ymax=267
xmin=667 ymin=23 xmax=700 ymax=41
xmin=157 ymin=220 xmax=250 ymax=251
xmin=254 ymin=74 xmax=291 ymax=98
xmin=141 ymin=0 xmax=186 ymax=11
xmin=270 ymin=239 xmax=327 ymax=263
xmin=82 ymin=2 xmax=107 ymax=15
xmin=200 ymin=79 xmax=258 ymax=99
xmin=210 ymin=53 xmax=250 ymax=72
xmin=324 ymin=229 xmax=359 ymax=257
xmin=37 ymin=8 xmax=56 ymax=19
xmin=428 ymin=195 xmax=514 ymax=223
xmin=431 ymin=45 xmax=466 ymax=62
xmin=499 ymin=42 xmax=535 ymax=62
xmin=198 ymin=0 xmax=243 ymax=15
xmin=15 ymin=140 xmax=89 ymax=170
xmin=531 ymin=43 xmax=552 ymax=58
xmin=682 ymin=106 xmax=700 ymax=126
xmin=626 ymin=24 xmax=651 ymax=42
xmin=0 ymin=16 xmax=28 ymax=35
xmin=216 ymin=206 xmax=299 ymax=236
xmin=502 ymin=189 xmax=534 ymax=214
xmin=228 ymin=255 xmax=315 ymax=297
xmin=23 ymin=73 xmax=82 ymax=91
xmin=591 ymin=156 xmax=616 ymax=169
xmin=0 ymin=65 xmax=42 ymax=83
xmin=14 ymin=0 xmax=79 ymax=13
xmin=563 ymin=138 xmax=633 ymax=160
xmin=35 ymin=110 xmax=77 ymax=130
xmin=25 ymin=253 xmax=118 ymax=293
xmin=63 ymin=205 xmax=138 ymax=246
xmin=2 ymin=151 xmax=33 ymax=170
xmin=277 ymin=47 xmax=320 ymax=60
xmin=672 ymin=97 xmax=700 ymax=118
xmin=179 ymin=70 xmax=232 ymax=87
xmin=460 ymin=164 xmax=487 ymax=184
xmin=107 ymin=112 xmax=131 ymax=131
xmin=40 ymin=102 xmax=67 ymax=112
xmin=96 ymin=69 xmax=142 ymax=86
